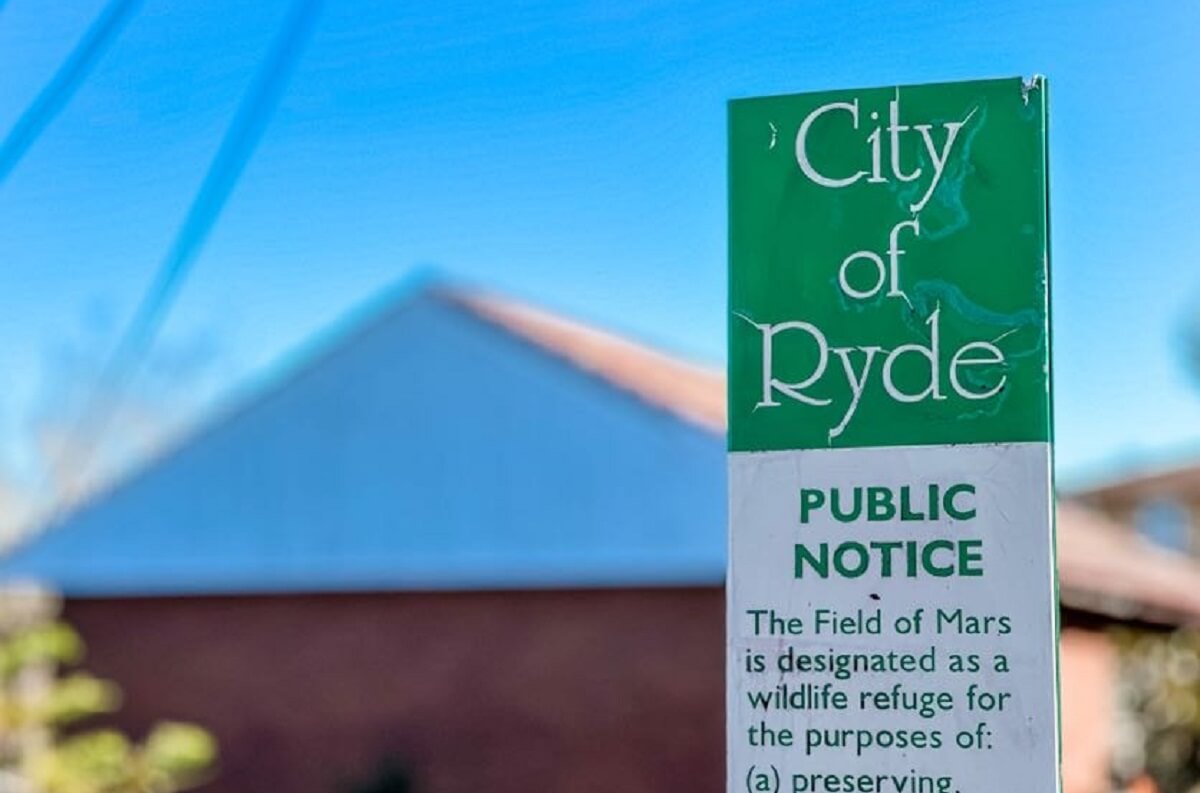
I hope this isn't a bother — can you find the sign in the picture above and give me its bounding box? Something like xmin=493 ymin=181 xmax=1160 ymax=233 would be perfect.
xmin=727 ymin=77 xmax=1057 ymax=793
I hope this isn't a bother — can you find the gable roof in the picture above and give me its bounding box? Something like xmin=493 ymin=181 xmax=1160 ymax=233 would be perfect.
xmin=1069 ymin=454 xmax=1200 ymax=511
xmin=1057 ymin=500 xmax=1200 ymax=625
xmin=0 ymin=281 xmax=726 ymax=596
xmin=4 ymin=278 xmax=1200 ymax=625
xmin=449 ymin=290 xmax=725 ymax=433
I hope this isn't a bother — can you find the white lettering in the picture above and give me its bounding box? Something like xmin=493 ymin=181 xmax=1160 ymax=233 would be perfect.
xmin=886 ymin=218 xmax=919 ymax=299
xmin=751 ymin=320 xmax=832 ymax=408
xmin=793 ymin=93 xmax=977 ymax=215
xmin=838 ymin=251 xmax=886 ymax=300
xmin=911 ymin=107 xmax=977 ymax=213
xmin=794 ymin=101 xmax=868 ymax=188
xmin=950 ymin=341 xmax=1007 ymax=399
xmin=889 ymin=93 xmax=921 ymax=183
xmin=829 ymin=347 xmax=882 ymax=440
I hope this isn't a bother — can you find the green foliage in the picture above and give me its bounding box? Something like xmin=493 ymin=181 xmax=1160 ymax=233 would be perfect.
xmin=31 ymin=731 xmax=136 ymax=793
xmin=142 ymin=723 xmax=218 ymax=785
xmin=28 ymin=724 xmax=218 ymax=793
xmin=0 ymin=622 xmax=84 ymax=679
xmin=40 ymin=674 xmax=122 ymax=727
xmin=0 ymin=586 xmax=217 ymax=793
xmin=1114 ymin=628 xmax=1200 ymax=793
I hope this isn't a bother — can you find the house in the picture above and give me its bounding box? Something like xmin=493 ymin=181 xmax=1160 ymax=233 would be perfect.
xmin=1072 ymin=459 xmax=1200 ymax=555
xmin=2 ymin=279 xmax=1199 ymax=793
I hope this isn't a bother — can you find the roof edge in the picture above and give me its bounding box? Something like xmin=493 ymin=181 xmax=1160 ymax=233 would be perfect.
xmin=445 ymin=288 xmax=725 ymax=435
xmin=4 ymin=268 xmax=451 ymax=558
xmin=4 ymin=272 xmax=726 ymax=561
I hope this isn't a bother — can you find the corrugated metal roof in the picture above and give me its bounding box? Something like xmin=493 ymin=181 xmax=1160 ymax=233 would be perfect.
xmin=0 ymin=281 xmax=725 ymax=596
xmin=450 ymin=289 xmax=725 ymax=433
xmin=5 ymin=278 xmax=1200 ymax=624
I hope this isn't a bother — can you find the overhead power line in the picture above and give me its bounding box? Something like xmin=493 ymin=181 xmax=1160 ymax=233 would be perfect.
xmin=112 ymin=0 xmax=323 ymax=357
xmin=0 ymin=0 xmax=141 ymax=183
xmin=50 ymin=0 xmax=324 ymax=507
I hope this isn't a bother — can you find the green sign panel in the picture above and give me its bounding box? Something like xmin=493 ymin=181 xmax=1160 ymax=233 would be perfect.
xmin=729 ymin=77 xmax=1050 ymax=451
xmin=727 ymin=78 xmax=1059 ymax=793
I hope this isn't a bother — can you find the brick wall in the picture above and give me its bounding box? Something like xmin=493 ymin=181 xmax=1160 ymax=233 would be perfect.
xmin=63 ymin=589 xmax=1112 ymax=793
xmin=64 ymin=588 xmax=724 ymax=793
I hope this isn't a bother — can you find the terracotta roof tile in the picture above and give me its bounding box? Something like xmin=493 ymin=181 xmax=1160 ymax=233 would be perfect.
xmin=449 ymin=289 xmax=726 ymax=434
xmin=1057 ymin=500 xmax=1200 ymax=624
xmin=452 ymin=287 xmax=1200 ymax=626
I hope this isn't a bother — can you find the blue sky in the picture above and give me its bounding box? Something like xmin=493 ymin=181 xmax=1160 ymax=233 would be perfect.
xmin=1 ymin=0 xmax=1198 ymax=488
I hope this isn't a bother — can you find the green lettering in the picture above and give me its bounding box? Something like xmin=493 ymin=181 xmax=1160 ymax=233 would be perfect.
xmin=833 ymin=542 xmax=869 ymax=577
xmin=959 ymin=539 xmax=984 ymax=576
xmin=800 ymin=489 xmax=826 ymax=523
xmin=867 ymin=487 xmax=895 ymax=521
xmin=830 ymin=487 xmax=862 ymax=522
xmin=869 ymin=540 xmax=903 ymax=577
xmin=899 ymin=486 xmax=925 ymax=521
xmin=921 ymin=539 xmax=956 ymax=576
xmin=795 ymin=543 xmax=829 ymax=578
xmin=944 ymin=483 xmax=976 ymax=520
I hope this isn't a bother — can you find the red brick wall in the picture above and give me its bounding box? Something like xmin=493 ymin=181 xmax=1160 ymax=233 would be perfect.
xmin=63 ymin=590 xmax=1116 ymax=793
xmin=63 ymin=588 xmax=725 ymax=793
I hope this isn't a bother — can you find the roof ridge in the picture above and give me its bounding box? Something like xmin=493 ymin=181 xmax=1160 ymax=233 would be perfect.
xmin=1056 ymin=500 xmax=1200 ymax=623
xmin=11 ymin=279 xmax=725 ymax=554
xmin=441 ymin=288 xmax=725 ymax=434
xmin=1066 ymin=451 xmax=1200 ymax=497
xmin=5 ymin=273 xmax=448 ymax=555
